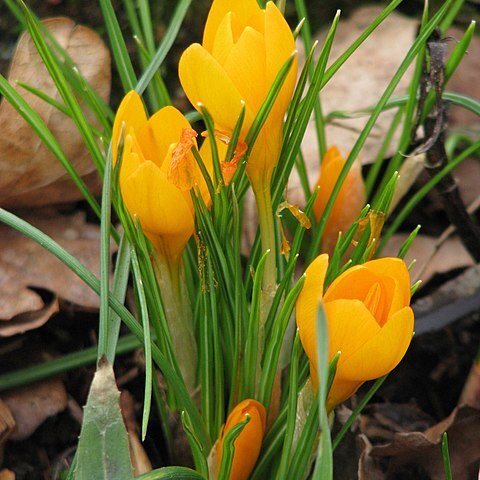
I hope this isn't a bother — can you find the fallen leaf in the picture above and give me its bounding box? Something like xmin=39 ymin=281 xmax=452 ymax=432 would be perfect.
xmin=381 ymin=233 xmax=474 ymax=285
xmin=0 ymin=209 xmax=114 ymax=335
xmin=2 ymin=378 xmax=68 ymax=441
xmin=370 ymin=406 xmax=480 ymax=480
xmin=447 ymin=26 xmax=480 ymax=126
xmin=358 ymin=434 xmax=384 ymax=480
xmin=0 ymin=17 xmax=110 ymax=208
xmin=120 ymin=391 xmax=152 ymax=477
xmin=0 ymin=399 xmax=16 ymax=446
xmin=454 ymin=157 xmax=480 ymax=207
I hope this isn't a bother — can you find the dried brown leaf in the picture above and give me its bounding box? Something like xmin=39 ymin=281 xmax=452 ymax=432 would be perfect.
xmin=0 ymin=210 xmax=113 ymax=335
xmin=371 ymin=406 xmax=480 ymax=480
xmin=381 ymin=233 xmax=473 ymax=285
xmin=120 ymin=391 xmax=152 ymax=476
xmin=459 ymin=362 xmax=480 ymax=409
xmin=358 ymin=434 xmax=384 ymax=480
xmin=447 ymin=27 xmax=480 ymax=127
xmin=2 ymin=378 xmax=68 ymax=441
xmin=0 ymin=17 xmax=110 ymax=208
xmin=0 ymin=399 xmax=16 ymax=447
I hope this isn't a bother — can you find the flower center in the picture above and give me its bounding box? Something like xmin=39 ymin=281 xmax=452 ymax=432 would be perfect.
xmin=168 ymin=128 xmax=198 ymax=190
xmin=364 ymin=282 xmax=385 ymax=325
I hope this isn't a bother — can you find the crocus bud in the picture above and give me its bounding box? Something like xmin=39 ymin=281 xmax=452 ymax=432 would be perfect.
xmin=296 ymin=254 xmax=414 ymax=411
xmin=313 ymin=146 xmax=365 ymax=254
xmin=216 ymin=399 xmax=266 ymax=480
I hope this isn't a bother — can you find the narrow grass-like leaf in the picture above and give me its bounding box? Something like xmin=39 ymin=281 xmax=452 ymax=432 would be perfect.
xmin=98 ymin=145 xmax=114 ymax=361
xmin=441 ymin=432 xmax=453 ymax=480
xmin=321 ymin=0 xmax=403 ymax=88
xmin=217 ymin=417 xmax=250 ymax=480
xmin=312 ymin=304 xmax=332 ymax=480
xmin=273 ymin=11 xmax=340 ymax=206
xmin=99 ymin=0 xmax=137 ymax=91
xmin=295 ymin=0 xmax=327 ymax=159
xmin=130 ymin=245 xmax=152 ymax=441
xmin=181 ymin=412 xmax=209 ymax=477
xmin=6 ymin=1 xmax=114 ymax=128
xmin=286 ymin=396 xmax=319 ymax=478
xmin=439 ymin=0 xmax=466 ymax=32
xmin=398 ymin=225 xmax=421 ymax=259
xmin=259 ymin=275 xmax=305 ymax=409
xmin=105 ymin=234 xmax=131 ymax=363
xmin=243 ymin=250 xmax=269 ymax=399
xmin=277 ymin=336 xmax=303 ymax=480
xmin=135 ymin=0 xmax=191 ymax=95
xmin=134 ymin=467 xmax=206 ymax=479
xmin=0 ymin=334 xmax=141 ymax=392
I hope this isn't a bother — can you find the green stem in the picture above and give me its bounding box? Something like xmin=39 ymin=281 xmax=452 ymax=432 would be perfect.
xmin=154 ymin=253 xmax=198 ymax=396
xmin=253 ymin=180 xmax=277 ymax=295
xmin=252 ymin=178 xmax=278 ymax=395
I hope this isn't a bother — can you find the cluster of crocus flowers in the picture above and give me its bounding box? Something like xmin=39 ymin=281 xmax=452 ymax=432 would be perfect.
xmin=215 ymin=399 xmax=266 ymax=480
xmin=313 ymin=146 xmax=365 ymax=255
xmin=296 ymin=254 xmax=414 ymax=411
xmin=111 ymin=90 xmax=212 ymax=262
xmin=179 ymin=0 xmax=298 ymax=191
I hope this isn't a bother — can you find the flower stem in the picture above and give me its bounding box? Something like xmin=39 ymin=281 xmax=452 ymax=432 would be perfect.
xmin=154 ymin=252 xmax=198 ymax=396
xmin=252 ymin=179 xmax=278 ymax=394
xmin=254 ymin=180 xmax=277 ymax=297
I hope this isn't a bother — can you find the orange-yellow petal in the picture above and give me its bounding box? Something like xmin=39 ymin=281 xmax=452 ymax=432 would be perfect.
xmin=223 ymin=26 xmax=266 ymax=112
xmin=296 ymin=254 xmax=329 ymax=363
xmin=136 ymin=105 xmax=193 ymax=169
xmin=211 ymin=12 xmax=236 ymax=66
xmin=363 ymin=258 xmax=411 ymax=306
xmin=203 ymin=0 xmax=260 ymax=51
xmin=264 ymin=2 xmax=297 ymax=115
xmin=217 ymin=399 xmax=266 ymax=480
xmin=119 ymin=131 xmax=143 ymax=188
xmin=179 ymin=43 xmax=255 ymax=133
xmin=325 ymin=299 xmax=381 ymax=366
xmin=111 ymin=91 xmax=147 ymax=165
xmin=121 ymin=160 xmax=194 ymax=259
xmin=326 ymin=378 xmax=363 ymax=412
xmin=339 ymin=306 xmax=414 ymax=381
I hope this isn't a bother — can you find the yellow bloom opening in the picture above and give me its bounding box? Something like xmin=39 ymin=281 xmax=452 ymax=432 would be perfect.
xmin=216 ymin=399 xmax=266 ymax=480
xmin=179 ymin=0 xmax=297 ymax=188
xmin=296 ymin=254 xmax=414 ymax=411
xmin=111 ymin=91 xmax=213 ymax=261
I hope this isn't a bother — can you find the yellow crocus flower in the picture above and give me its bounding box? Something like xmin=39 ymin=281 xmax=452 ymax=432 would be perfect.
xmin=216 ymin=399 xmax=266 ymax=480
xmin=111 ymin=90 xmax=214 ymax=261
xmin=178 ymin=0 xmax=297 ymax=188
xmin=296 ymin=254 xmax=414 ymax=411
